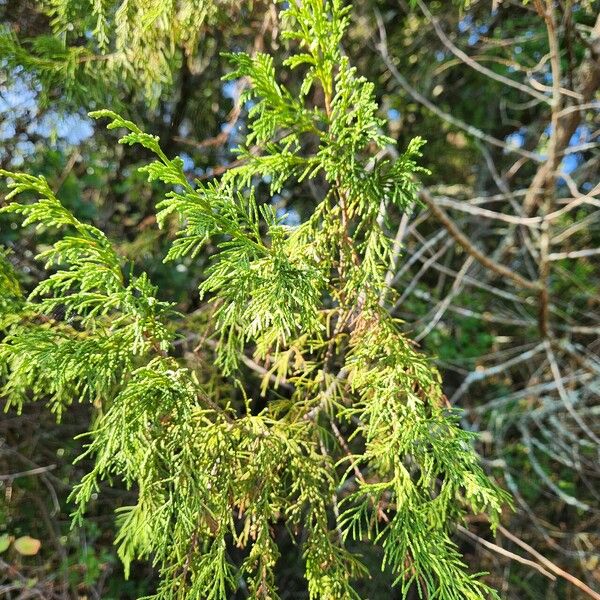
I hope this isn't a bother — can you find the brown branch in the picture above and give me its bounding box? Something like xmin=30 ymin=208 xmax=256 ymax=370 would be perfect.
xmin=497 ymin=525 xmax=600 ymax=600
xmin=457 ymin=525 xmax=557 ymax=581
xmin=538 ymin=218 xmax=550 ymax=336
xmin=416 ymin=0 xmax=550 ymax=104
xmin=0 ymin=464 xmax=56 ymax=481
xmin=532 ymin=0 xmax=562 ymax=337
xmin=419 ymin=189 xmax=541 ymax=292
xmin=374 ymin=10 xmax=543 ymax=164
xmin=523 ymin=11 xmax=600 ymax=215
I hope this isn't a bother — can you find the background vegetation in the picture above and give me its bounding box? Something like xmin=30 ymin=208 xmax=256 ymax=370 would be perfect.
xmin=0 ymin=0 xmax=599 ymax=598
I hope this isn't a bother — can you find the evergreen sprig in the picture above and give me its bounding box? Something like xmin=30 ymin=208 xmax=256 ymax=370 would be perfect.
xmin=0 ymin=170 xmax=175 ymax=416
xmin=1 ymin=0 xmax=232 ymax=104
xmin=0 ymin=1 xmax=510 ymax=598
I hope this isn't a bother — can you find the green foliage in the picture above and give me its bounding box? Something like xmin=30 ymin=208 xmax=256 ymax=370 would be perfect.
xmin=0 ymin=250 xmax=24 ymax=327
xmin=0 ymin=0 xmax=234 ymax=104
xmin=341 ymin=310 xmax=506 ymax=599
xmin=0 ymin=1 xmax=510 ymax=598
xmin=0 ymin=170 xmax=175 ymax=417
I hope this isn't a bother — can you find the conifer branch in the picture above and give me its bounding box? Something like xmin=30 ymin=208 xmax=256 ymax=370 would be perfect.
xmin=0 ymin=2 xmax=511 ymax=598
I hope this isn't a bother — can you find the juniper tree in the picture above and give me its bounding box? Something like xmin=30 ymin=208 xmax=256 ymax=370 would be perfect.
xmin=0 ymin=1 xmax=510 ymax=598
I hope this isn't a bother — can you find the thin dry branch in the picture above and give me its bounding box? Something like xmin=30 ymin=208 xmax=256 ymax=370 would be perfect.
xmin=497 ymin=525 xmax=600 ymax=600
xmin=416 ymin=0 xmax=550 ymax=104
xmin=419 ymin=188 xmax=541 ymax=291
xmin=457 ymin=525 xmax=556 ymax=580
xmin=374 ymin=10 xmax=543 ymax=163
xmin=523 ymin=10 xmax=600 ymax=215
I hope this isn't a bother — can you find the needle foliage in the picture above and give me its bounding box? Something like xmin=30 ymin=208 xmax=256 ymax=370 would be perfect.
xmin=0 ymin=1 xmax=510 ymax=598
xmin=0 ymin=0 xmax=235 ymax=104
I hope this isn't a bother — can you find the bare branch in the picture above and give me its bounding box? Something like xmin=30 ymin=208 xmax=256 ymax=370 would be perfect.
xmin=416 ymin=0 xmax=551 ymax=104
xmin=419 ymin=188 xmax=541 ymax=291
xmin=374 ymin=10 xmax=543 ymax=163
xmin=498 ymin=525 xmax=600 ymax=600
